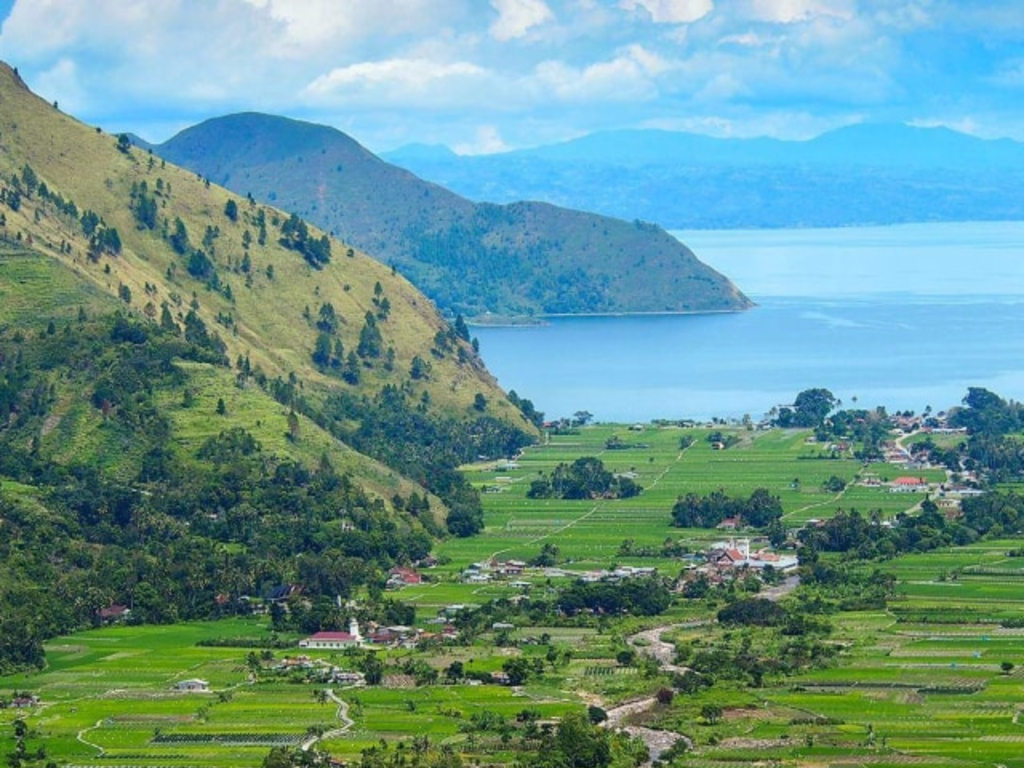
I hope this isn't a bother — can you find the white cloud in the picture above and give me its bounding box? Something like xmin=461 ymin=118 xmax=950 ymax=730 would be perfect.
xmin=489 ymin=0 xmax=554 ymax=41
xmin=0 ymin=0 xmax=1020 ymax=151
xmin=620 ymin=0 xmax=714 ymax=24
xmin=303 ymin=58 xmax=493 ymax=108
xmin=746 ymin=0 xmax=855 ymax=24
xmin=453 ymin=125 xmax=511 ymax=155
xmin=644 ymin=110 xmax=864 ymax=139
xmin=32 ymin=57 xmax=84 ymax=113
xmin=718 ymin=31 xmax=769 ymax=47
xmin=533 ymin=48 xmax=663 ymax=103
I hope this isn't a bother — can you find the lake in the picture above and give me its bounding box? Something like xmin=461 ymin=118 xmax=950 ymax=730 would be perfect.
xmin=473 ymin=222 xmax=1024 ymax=423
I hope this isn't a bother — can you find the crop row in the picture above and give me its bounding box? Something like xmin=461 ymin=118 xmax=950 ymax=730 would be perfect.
xmin=151 ymin=733 xmax=302 ymax=745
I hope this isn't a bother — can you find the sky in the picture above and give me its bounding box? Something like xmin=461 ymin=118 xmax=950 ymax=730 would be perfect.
xmin=0 ymin=0 xmax=1022 ymax=154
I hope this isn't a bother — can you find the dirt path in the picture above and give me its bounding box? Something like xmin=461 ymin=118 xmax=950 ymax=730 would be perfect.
xmin=602 ymin=696 xmax=692 ymax=764
xmin=301 ymin=688 xmax=355 ymax=752
xmin=76 ymin=719 xmax=105 ymax=757
xmin=601 ymin=577 xmax=800 ymax=764
xmin=627 ymin=622 xmax=705 ymax=675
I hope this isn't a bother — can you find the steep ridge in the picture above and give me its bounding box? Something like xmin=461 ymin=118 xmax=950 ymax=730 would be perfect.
xmin=0 ymin=60 xmax=536 ymax=513
xmin=154 ymin=113 xmax=752 ymax=319
xmin=0 ymin=60 xmax=548 ymax=666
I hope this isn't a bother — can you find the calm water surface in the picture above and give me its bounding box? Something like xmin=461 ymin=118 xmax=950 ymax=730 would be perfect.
xmin=474 ymin=223 xmax=1024 ymax=423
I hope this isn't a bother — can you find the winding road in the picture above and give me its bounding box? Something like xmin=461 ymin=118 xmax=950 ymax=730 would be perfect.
xmin=301 ymin=688 xmax=355 ymax=752
xmin=601 ymin=575 xmax=800 ymax=764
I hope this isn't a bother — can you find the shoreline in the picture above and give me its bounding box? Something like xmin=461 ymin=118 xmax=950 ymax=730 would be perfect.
xmin=468 ymin=306 xmax=754 ymax=327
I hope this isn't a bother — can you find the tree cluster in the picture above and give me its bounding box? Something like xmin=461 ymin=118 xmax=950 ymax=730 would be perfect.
xmin=671 ymin=487 xmax=782 ymax=529
xmin=0 ymin=314 xmax=441 ymax=673
xmin=557 ymin=576 xmax=672 ymax=617
xmin=775 ymin=388 xmax=839 ymax=428
xmin=527 ymin=457 xmax=641 ymax=500
xmin=280 ymin=213 xmax=331 ymax=268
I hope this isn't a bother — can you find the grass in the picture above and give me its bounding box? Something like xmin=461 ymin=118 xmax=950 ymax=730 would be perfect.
xmin=0 ymin=248 xmax=115 ymax=327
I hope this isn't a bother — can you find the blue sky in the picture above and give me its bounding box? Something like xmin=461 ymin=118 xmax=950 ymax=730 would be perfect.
xmin=1 ymin=0 xmax=1022 ymax=153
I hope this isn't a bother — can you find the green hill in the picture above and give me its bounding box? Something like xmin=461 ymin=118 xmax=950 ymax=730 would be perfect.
xmin=153 ymin=113 xmax=752 ymax=320
xmin=0 ymin=61 xmax=539 ymax=670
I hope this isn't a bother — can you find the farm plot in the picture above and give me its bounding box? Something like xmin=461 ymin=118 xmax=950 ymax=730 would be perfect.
xmin=454 ymin=426 xmax=910 ymax=568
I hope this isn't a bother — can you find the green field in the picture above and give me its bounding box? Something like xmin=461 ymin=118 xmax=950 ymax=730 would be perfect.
xmin=443 ymin=424 xmax=917 ymax=568
xmin=6 ymin=425 xmax=1023 ymax=768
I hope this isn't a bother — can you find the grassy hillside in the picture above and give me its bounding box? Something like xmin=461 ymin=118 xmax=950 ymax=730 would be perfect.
xmin=0 ymin=59 xmax=545 ymax=674
xmin=0 ymin=64 xmax=529 ymax=428
xmin=154 ymin=113 xmax=752 ymax=319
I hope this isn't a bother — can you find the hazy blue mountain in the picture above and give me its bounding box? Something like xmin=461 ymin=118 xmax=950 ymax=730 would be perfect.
xmin=382 ymin=124 xmax=1024 ymax=229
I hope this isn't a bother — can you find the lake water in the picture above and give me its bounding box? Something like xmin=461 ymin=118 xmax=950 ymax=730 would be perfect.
xmin=473 ymin=222 xmax=1024 ymax=423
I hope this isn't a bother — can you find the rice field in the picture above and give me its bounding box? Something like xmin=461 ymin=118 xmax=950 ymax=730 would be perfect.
xmin=4 ymin=424 xmax=1019 ymax=768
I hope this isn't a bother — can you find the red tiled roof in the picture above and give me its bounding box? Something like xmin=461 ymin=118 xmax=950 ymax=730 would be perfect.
xmin=894 ymin=476 xmax=925 ymax=485
xmin=309 ymin=631 xmax=356 ymax=641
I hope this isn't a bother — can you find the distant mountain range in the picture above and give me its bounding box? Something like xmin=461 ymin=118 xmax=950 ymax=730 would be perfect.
xmin=150 ymin=114 xmax=751 ymax=319
xmin=382 ymin=124 xmax=1024 ymax=229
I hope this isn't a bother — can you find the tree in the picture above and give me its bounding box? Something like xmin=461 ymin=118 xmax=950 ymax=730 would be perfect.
xmin=357 ymin=313 xmax=383 ymax=358
xmin=116 ymin=133 xmax=131 ymax=154
xmin=502 ymin=657 xmax=531 ymax=685
xmin=410 ymin=356 xmax=429 ymax=380
xmin=216 ymin=397 xmax=227 ymax=416
xmin=1001 ymin=661 xmax=1015 ymax=675
xmin=317 ymin=303 xmax=339 ymax=334
xmin=552 ymin=711 xmax=612 ymax=768
xmin=169 ymin=218 xmax=190 ymax=255
xmin=473 ymin=393 xmax=487 ymax=412
xmin=572 ymin=410 xmax=593 ymax=427
xmin=361 ymin=653 xmax=384 ymax=685
xmin=445 ymin=660 xmax=464 ymax=682
xmin=312 ymin=332 xmax=332 ymax=367
xmin=224 ymin=199 xmax=238 ymax=222
xmin=701 ymin=703 xmax=722 ymax=724
xmin=790 ymin=388 xmax=839 ymax=428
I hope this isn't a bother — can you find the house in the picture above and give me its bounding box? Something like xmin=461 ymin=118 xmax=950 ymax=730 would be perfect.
xmin=96 ymin=604 xmax=130 ymax=623
xmin=330 ymin=671 xmax=365 ymax=686
xmin=300 ymin=619 xmax=363 ymax=650
xmin=708 ymin=548 xmax=747 ymax=568
xmin=387 ymin=567 xmax=422 ymax=587
xmin=175 ymin=679 xmax=210 ymax=692
xmin=266 ymin=584 xmax=301 ymax=603
xmin=300 ymin=631 xmax=360 ymax=650
xmin=493 ymin=559 xmax=526 ymax=576
xmin=890 ymin=476 xmax=927 ymax=492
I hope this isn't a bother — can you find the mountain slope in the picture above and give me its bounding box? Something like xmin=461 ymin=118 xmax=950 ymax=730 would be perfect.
xmin=0 ymin=60 xmax=552 ymax=667
xmin=153 ymin=113 xmax=751 ymax=319
xmin=382 ymin=124 xmax=1024 ymax=229
xmin=0 ymin=61 xmax=536 ymax=510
